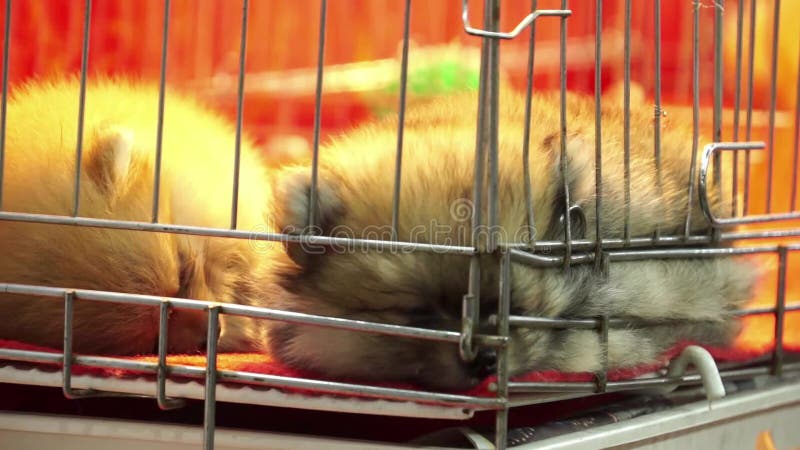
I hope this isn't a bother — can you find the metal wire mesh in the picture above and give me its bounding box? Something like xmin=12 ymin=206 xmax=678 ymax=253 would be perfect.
xmin=0 ymin=1 xmax=798 ymax=449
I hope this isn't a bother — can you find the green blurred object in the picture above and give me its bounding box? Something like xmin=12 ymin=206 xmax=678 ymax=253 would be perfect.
xmin=385 ymin=59 xmax=480 ymax=96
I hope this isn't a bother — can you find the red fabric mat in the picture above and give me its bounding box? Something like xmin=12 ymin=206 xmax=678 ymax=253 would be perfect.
xmin=1 ymin=309 xmax=797 ymax=400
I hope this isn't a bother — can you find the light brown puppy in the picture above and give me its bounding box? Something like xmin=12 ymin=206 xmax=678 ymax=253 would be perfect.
xmin=265 ymin=91 xmax=757 ymax=390
xmin=0 ymin=78 xmax=272 ymax=355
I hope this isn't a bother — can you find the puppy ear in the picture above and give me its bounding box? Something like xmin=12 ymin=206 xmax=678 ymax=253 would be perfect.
xmin=542 ymin=132 xmax=596 ymax=203
xmin=269 ymin=166 xmax=345 ymax=267
xmin=84 ymin=126 xmax=137 ymax=196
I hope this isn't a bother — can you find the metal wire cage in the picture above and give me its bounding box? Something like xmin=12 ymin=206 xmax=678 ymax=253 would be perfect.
xmin=0 ymin=1 xmax=799 ymax=449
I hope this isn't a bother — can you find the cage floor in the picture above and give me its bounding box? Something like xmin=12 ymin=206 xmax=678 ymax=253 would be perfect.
xmin=1 ymin=333 xmax=799 ymax=420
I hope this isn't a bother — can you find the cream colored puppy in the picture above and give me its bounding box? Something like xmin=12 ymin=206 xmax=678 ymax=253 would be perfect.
xmin=264 ymin=91 xmax=756 ymax=390
xmin=0 ymin=78 xmax=272 ymax=355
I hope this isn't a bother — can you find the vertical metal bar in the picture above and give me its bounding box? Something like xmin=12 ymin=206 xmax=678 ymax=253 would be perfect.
xmin=62 ymin=291 xmax=77 ymax=398
xmin=710 ymin=0 xmax=724 ymax=242
xmin=72 ymin=0 xmax=92 ymax=217
xmin=151 ymin=0 xmax=170 ymax=223
xmin=593 ymin=0 xmax=603 ymax=271
xmin=793 ymin=47 xmax=800 ymax=211
xmin=732 ymin=0 xmax=745 ymax=216
xmin=712 ymin=0 xmax=723 ymax=213
xmin=522 ymin=0 xmax=538 ymax=246
xmin=62 ymin=291 xmax=94 ymax=399
xmin=156 ymin=301 xmax=184 ymax=410
xmin=653 ymin=0 xmax=662 ymax=240
xmin=230 ymin=0 xmax=250 ymax=230
xmin=560 ymin=0 xmax=571 ymax=269
xmin=463 ymin=0 xmax=499 ymax=363
xmin=743 ymin=0 xmax=757 ymax=215
xmin=307 ymin=0 xmax=327 ymax=230
xmin=684 ymin=1 xmax=701 ymax=237
xmin=493 ymin=251 xmax=511 ymax=450
xmin=486 ymin=0 xmax=500 ymax=253
xmin=0 ymin=0 xmax=10 ymax=210
xmin=594 ymin=315 xmax=609 ymax=393
xmin=390 ymin=0 xmax=411 ymax=241
xmin=203 ymin=306 xmax=220 ymax=450
xmin=765 ymin=0 xmax=780 ymax=213
xmin=773 ymin=247 xmax=787 ymax=377
xmin=622 ymin=0 xmax=631 ymax=243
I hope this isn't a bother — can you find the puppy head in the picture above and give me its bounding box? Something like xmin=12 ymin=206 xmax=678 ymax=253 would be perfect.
xmin=265 ymin=159 xmax=511 ymax=390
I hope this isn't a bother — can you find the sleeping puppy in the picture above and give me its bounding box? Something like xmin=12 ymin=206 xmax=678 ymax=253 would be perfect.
xmin=264 ymin=91 xmax=757 ymax=390
xmin=0 ymin=78 xmax=273 ymax=355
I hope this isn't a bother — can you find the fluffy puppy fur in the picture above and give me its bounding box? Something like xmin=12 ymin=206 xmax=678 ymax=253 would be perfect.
xmin=265 ymin=91 xmax=758 ymax=390
xmin=0 ymin=78 xmax=272 ymax=355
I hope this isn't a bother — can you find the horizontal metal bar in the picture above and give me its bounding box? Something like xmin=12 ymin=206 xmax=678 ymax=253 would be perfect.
xmin=3 ymin=211 xmax=796 ymax=256
xmin=508 ymin=381 xmax=596 ymax=393
xmin=0 ymin=349 xmax=62 ymax=364
xmin=0 ymin=283 xmax=506 ymax=347
xmin=504 ymin=230 xmax=800 ymax=251
xmin=698 ymin=142 xmax=800 ymax=227
xmin=508 ymin=245 xmax=783 ymax=268
xmin=0 ymin=211 xmax=476 ymax=255
xmin=0 ymin=350 xmax=503 ymax=408
xmin=721 ymin=229 xmax=800 ymax=241
xmin=502 ymin=316 xmax=756 ymax=330
xmin=605 ymin=246 xmax=773 ymax=261
xmin=461 ymin=2 xmax=571 ymax=39
xmin=509 ymin=362 xmax=800 ymax=394
xmin=734 ymin=304 xmax=800 ymax=316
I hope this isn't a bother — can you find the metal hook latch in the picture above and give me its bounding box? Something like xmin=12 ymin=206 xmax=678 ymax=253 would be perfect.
xmin=558 ymin=204 xmax=587 ymax=240
xmin=461 ymin=1 xmax=571 ymax=40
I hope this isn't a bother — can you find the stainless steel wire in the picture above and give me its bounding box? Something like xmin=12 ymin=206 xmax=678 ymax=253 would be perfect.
xmin=230 ymin=0 xmax=250 ymax=230
xmin=743 ymin=0 xmax=757 ymax=214
xmin=72 ymin=0 xmax=92 ymax=217
xmin=151 ymin=0 xmax=170 ymax=223
xmin=156 ymin=301 xmax=185 ymax=410
xmin=593 ymin=0 xmax=603 ymax=271
xmin=712 ymin=0 xmax=724 ymax=208
xmin=390 ymin=0 xmax=411 ymax=241
xmin=522 ymin=0 xmax=538 ymax=247
xmin=653 ymin=0 xmax=662 ymax=240
xmin=307 ymin=0 xmax=327 ymax=230
xmin=685 ymin=2 xmax=701 ymax=237
xmin=732 ymin=0 xmax=745 ymax=216
xmin=622 ymin=0 xmax=631 ymax=243
xmin=494 ymin=251 xmax=512 ymax=450
xmin=203 ymin=306 xmax=220 ymax=450
xmin=560 ymin=0 xmax=572 ymax=268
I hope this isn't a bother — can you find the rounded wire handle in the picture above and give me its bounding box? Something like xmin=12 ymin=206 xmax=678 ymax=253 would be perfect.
xmin=461 ymin=0 xmax=571 ymax=40
xmin=666 ymin=345 xmax=726 ymax=402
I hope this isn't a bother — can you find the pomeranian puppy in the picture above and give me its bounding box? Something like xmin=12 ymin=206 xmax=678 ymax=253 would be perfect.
xmin=0 ymin=78 xmax=273 ymax=355
xmin=265 ymin=91 xmax=757 ymax=390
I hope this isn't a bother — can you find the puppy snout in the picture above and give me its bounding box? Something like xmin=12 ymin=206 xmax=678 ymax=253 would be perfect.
xmin=470 ymin=347 xmax=497 ymax=378
xmin=166 ymin=309 xmax=213 ymax=354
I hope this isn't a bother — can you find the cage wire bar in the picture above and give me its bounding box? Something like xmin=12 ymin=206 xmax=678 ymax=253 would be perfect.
xmin=732 ymin=0 xmax=744 ymax=217
xmin=71 ymin=0 xmax=91 ymax=218
xmin=743 ymin=0 xmax=757 ymax=215
xmin=0 ymin=1 xmax=798 ymax=449
xmin=151 ymin=0 xmax=170 ymax=224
